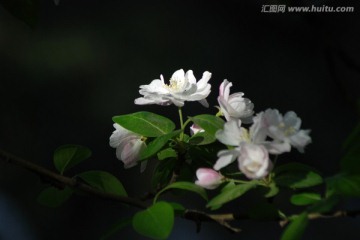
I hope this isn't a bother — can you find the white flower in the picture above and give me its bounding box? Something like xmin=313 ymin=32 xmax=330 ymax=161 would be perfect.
xmin=109 ymin=123 xmax=146 ymax=169
xmin=135 ymin=69 xmax=212 ymax=107
xmin=238 ymin=143 xmax=272 ymax=179
xmin=217 ymin=80 xmax=254 ymax=123
xmin=190 ymin=124 xmax=204 ymax=135
xmin=263 ymin=109 xmax=311 ymax=153
xmin=195 ymin=168 xmax=223 ymax=189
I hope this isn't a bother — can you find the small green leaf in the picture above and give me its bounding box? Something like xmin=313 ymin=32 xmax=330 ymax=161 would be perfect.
xmin=77 ymin=171 xmax=127 ymax=196
xmin=326 ymin=173 xmax=360 ymax=197
xmin=207 ymin=182 xmax=256 ymax=210
xmin=155 ymin=182 xmax=208 ymax=202
xmin=189 ymin=114 xmax=225 ymax=136
xmin=53 ymin=144 xmax=91 ymax=174
xmin=100 ymin=217 xmax=132 ymax=240
xmin=265 ymin=182 xmax=279 ymax=198
xmin=37 ymin=186 xmax=73 ymax=208
xmin=274 ymin=163 xmax=323 ymax=189
xmin=140 ymin=130 xmax=181 ymax=160
xmin=290 ymin=193 xmax=321 ymax=206
xmin=157 ymin=148 xmax=177 ymax=160
xmin=113 ymin=111 xmax=175 ymax=137
xmin=133 ymin=202 xmax=174 ymax=240
xmin=281 ymin=212 xmax=309 ymax=240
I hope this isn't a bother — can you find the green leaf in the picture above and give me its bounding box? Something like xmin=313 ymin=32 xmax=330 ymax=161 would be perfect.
xmin=77 ymin=171 xmax=127 ymax=197
xmin=113 ymin=111 xmax=175 ymax=137
xmin=189 ymin=114 xmax=225 ymax=136
xmin=140 ymin=130 xmax=181 ymax=160
xmin=53 ymin=144 xmax=91 ymax=174
xmin=37 ymin=186 xmax=73 ymax=208
xmin=265 ymin=182 xmax=279 ymax=198
xmin=133 ymin=202 xmax=174 ymax=240
xmin=155 ymin=182 xmax=208 ymax=202
xmin=281 ymin=212 xmax=309 ymax=240
xmin=151 ymin=158 xmax=177 ymax=189
xmin=188 ymin=131 xmax=216 ymax=145
xmin=168 ymin=202 xmax=186 ymax=216
xmin=342 ymin=122 xmax=360 ymax=151
xmin=100 ymin=217 xmax=132 ymax=240
xmin=207 ymin=182 xmax=256 ymax=210
xmin=274 ymin=163 xmax=323 ymax=189
xmin=307 ymin=196 xmax=339 ymax=213
xmin=290 ymin=193 xmax=321 ymax=206
xmin=157 ymin=148 xmax=177 ymax=160
xmin=326 ymin=173 xmax=360 ymax=197
xmin=248 ymin=202 xmax=279 ymax=220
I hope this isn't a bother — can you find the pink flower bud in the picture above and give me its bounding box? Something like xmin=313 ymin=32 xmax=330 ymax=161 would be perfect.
xmin=195 ymin=168 xmax=223 ymax=190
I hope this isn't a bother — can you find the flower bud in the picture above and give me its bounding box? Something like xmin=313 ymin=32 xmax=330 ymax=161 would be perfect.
xmin=195 ymin=168 xmax=223 ymax=190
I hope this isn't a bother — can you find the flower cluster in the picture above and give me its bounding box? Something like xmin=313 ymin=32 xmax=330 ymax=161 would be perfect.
xmin=109 ymin=69 xmax=311 ymax=190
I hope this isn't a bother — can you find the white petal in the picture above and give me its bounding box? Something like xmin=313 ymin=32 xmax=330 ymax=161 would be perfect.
xmin=215 ymin=120 xmax=243 ymax=146
xmin=196 ymin=71 xmax=212 ymax=90
xmin=214 ymin=149 xmax=240 ymax=170
xmin=263 ymin=141 xmax=291 ymax=154
xmin=284 ymin=111 xmax=301 ymax=130
xmin=185 ymin=70 xmax=197 ymax=84
xmin=289 ymin=130 xmax=311 ymax=153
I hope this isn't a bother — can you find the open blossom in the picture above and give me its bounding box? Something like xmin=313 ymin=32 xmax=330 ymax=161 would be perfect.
xmin=195 ymin=168 xmax=223 ymax=189
xmin=238 ymin=143 xmax=272 ymax=179
xmin=135 ymin=69 xmax=212 ymax=107
xmin=109 ymin=123 xmax=146 ymax=169
xmin=217 ymin=80 xmax=254 ymax=123
xmin=263 ymin=109 xmax=311 ymax=153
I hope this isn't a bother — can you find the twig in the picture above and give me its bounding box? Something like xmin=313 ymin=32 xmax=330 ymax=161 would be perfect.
xmin=1 ymin=148 xmax=359 ymax=234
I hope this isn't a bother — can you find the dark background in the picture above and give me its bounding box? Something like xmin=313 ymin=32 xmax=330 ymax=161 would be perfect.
xmin=0 ymin=0 xmax=360 ymax=239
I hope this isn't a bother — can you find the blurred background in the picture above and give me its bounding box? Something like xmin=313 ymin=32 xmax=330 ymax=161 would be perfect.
xmin=0 ymin=0 xmax=359 ymax=239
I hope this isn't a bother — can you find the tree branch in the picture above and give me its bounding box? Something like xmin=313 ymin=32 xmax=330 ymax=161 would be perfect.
xmin=0 ymin=149 xmax=359 ymax=234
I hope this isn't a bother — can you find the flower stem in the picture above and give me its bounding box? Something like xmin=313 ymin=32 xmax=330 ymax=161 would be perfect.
xmin=178 ymin=107 xmax=184 ymax=141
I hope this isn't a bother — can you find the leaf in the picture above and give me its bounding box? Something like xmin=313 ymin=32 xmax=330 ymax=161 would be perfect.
xmin=132 ymin=202 xmax=174 ymax=240
xmin=37 ymin=187 xmax=73 ymax=208
xmin=53 ymin=145 xmax=91 ymax=174
xmin=151 ymin=158 xmax=177 ymax=189
xmin=113 ymin=111 xmax=175 ymax=137
xmin=206 ymin=182 xmax=256 ymax=210
xmin=342 ymin=122 xmax=360 ymax=151
xmin=265 ymin=182 xmax=279 ymax=198
xmin=77 ymin=171 xmax=127 ymax=197
xmin=188 ymin=131 xmax=216 ymax=145
xmin=100 ymin=217 xmax=132 ymax=240
xmin=155 ymin=182 xmax=208 ymax=202
xmin=140 ymin=130 xmax=181 ymax=160
xmin=281 ymin=212 xmax=308 ymax=240
xmin=189 ymin=114 xmax=225 ymax=136
xmin=168 ymin=202 xmax=186 ymax=216
xmin=307 ymin=196 xmax=339 ymax=213
xmin=274 ymin=163 xmax=323 ymax=189
xmin=157 ymin=148 xmax=177 ymax=160
xmin=326 ymin=173 xmax=360 ymax=197
xmin=290 ymin=193 xmax=321 ymax=206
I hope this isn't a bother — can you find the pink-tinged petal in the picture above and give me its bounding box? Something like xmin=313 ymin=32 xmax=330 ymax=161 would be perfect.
xmin=109 ymin=124 xmax=133 ymax=148
xmin=195 ymin=168 xmax=223 ymax=189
